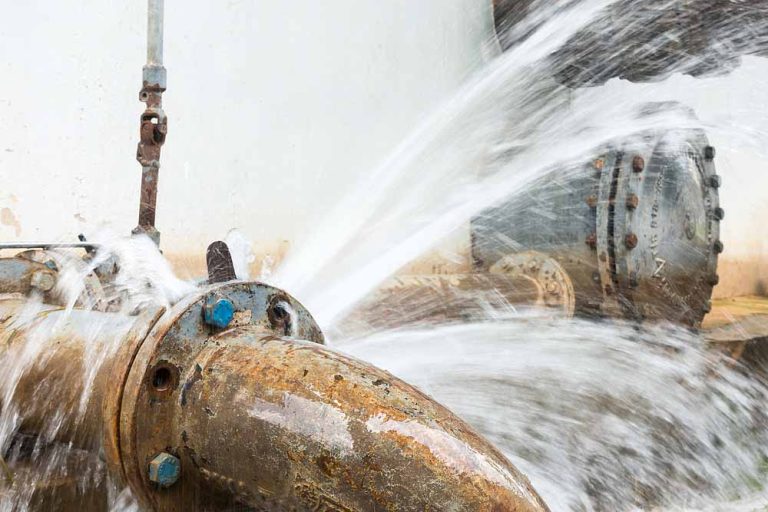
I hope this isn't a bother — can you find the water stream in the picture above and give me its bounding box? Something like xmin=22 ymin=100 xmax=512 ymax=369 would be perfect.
xmin=2 ymin=0 xmax=768 ymax=510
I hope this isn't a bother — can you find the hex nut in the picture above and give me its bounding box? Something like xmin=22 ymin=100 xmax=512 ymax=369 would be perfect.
xmin=203 ymin=298 xmax=235 ymax=329
xmin=148 ymin=452 xmax=180 ymax=488
xmin=30 ymin=271 xmax=56 ymax=292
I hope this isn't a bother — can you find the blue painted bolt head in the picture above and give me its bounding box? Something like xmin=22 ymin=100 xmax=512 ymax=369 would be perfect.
xmin=148 ymin=452 xmax=180 ymax=488
xmin=203 ymin=298 xmax=234 ymax=328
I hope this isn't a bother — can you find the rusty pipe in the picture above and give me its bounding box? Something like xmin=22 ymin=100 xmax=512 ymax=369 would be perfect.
xmin=117 ymin=327 xmax=547 ymax=511
xmin=1 ymin=282 xmax=548 ymax=511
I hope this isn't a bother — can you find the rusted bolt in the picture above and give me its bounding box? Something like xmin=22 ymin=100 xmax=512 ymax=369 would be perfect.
xmin=713 ymin=207 xmax=724 ymax=221
xmin=713 ymin=240 xmax=724 ymax=254
xmin=704 ymin=146 xmax=716 ymax=161
xmin=203 ymin=298 xmax=235 ymax=329
xmin=545 ymin=281 xmax=560 ymax=295
xmin=625 ymin=233 xmax=638 ymax=249
xmin=709 ymin=175 xmax=722 ymax=188
xmin=632 ymin=155 xmax=645 ymax=173
xmin=148 ymin=453 xmax=180 ymax=488
xmin=30 ymin=271 xmax=55 ymax=292
xmin=585 ymin=233 xmax=597 ymax=249
xmin=629 ymin=271 xmax=640 ymax=288
xmin=585 ymin=195 xmax=598 ymax=208
xmin=593 ymin=158 xmax=605 ymax=171
xmin=708 ymin=274 xmax=720 ymax=286
xmin=625 ymin=193 xmax=639 ymax=210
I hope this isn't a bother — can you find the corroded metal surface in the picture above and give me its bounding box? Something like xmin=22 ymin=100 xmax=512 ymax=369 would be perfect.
xmin=133 ymin=0 xmax=168 ymax=245
xmin=124 ymin=328 xmax=548 ymax=511
xmin=0 ymin=258 xmax=57 ymax=297
xmin=2 ymin=279 xmax=549 ymax=510
xmin=337 ymin=254 xmax=574 ymax=337
xmin=471 ymin=120 xmax=721 ymax=327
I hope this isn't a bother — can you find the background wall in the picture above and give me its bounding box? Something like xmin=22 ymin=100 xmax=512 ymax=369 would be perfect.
xmin=0 ymin=0 xmax=765 ymax=297
xmin=0 ymin=0 xmax=494 ymax=264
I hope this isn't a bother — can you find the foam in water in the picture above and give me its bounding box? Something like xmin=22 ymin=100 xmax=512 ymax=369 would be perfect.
xmin=337 ymin=319 xmax=768 ymax=511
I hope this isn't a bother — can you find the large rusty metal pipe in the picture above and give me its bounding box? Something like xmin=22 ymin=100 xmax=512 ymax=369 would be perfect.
xmin=123 ymin=327 xmax=547 ymax=510
xmin=0 ymin=300 xmax=162 ymax=451
xmin=1 ymin=282 xmax=549 ymax=511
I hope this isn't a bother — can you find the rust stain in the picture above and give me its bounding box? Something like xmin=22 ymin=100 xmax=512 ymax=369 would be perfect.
xmin=0 ymin=208 xmax=21 ymax=237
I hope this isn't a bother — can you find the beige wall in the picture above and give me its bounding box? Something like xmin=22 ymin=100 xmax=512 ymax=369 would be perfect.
xmin=1 ymin=2 xmax=765 ymax=297
xmin=0 ymin=0 xmax=494 ymax=254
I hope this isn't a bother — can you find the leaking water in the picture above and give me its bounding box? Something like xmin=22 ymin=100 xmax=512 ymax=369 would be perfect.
xmin=2 ymin=0 xmax=768 ymax=510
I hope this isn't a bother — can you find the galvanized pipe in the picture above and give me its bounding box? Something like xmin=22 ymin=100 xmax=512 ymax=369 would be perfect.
xmin=146 ymin=0 xmax=164 ymax=67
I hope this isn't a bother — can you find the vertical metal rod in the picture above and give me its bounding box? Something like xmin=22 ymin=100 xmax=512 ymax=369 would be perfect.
xmin=133 ymin=0 xmax=168 ymax=246
xmin=147 ymin=0 xmax=164 ymax=66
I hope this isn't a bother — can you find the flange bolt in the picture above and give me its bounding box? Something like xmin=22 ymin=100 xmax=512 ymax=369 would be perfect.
xmin=148 ymin=453 xmax=180 ymax=488
xmin=632 ymin=155 xmax=645 ymax=173
xmin=585 ymin=233 xmax=597 ymax=249
xmin=203 ymin=298 xmax=235 ymax=329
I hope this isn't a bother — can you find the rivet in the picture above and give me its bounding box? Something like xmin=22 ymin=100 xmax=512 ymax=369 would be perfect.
xmin=713 ymin=207 xmax=724 ymax=221
xmin=625 ymin=233 xmax=638 ymax=249
xmin=709 ymin=175 xmax=722 ymax=188
xmin=586 ymin=195 xmax=598 ymax=208
xmin=593 ymin=158 xmax=605 ymax=171
xmin=708 ymin=274 xmax=720 ymax=286
xmin=632 ymin=155 xmax=645 ymax=173
xmin=704 ymin=146 xmax=716 ymax=161
xmin=626 ymin=193 xmax=639 ymax=210
xmin=713 ymin=240 xmax=724 ymax=254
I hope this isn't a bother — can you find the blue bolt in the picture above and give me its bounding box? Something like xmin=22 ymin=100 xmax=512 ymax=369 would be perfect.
xmin=203 ymin=298 xmax=234 ymax=328
xmin=148 ymin=452 xmax=180 ymax=488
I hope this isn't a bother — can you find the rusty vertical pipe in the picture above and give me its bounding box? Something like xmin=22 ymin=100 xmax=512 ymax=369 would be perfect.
xmin=133 ymin=0 xmax=168 ymax=246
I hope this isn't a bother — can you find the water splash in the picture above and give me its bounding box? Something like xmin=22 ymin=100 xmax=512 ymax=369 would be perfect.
xmin=338 ymin=318 xmax=768 ymax=511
